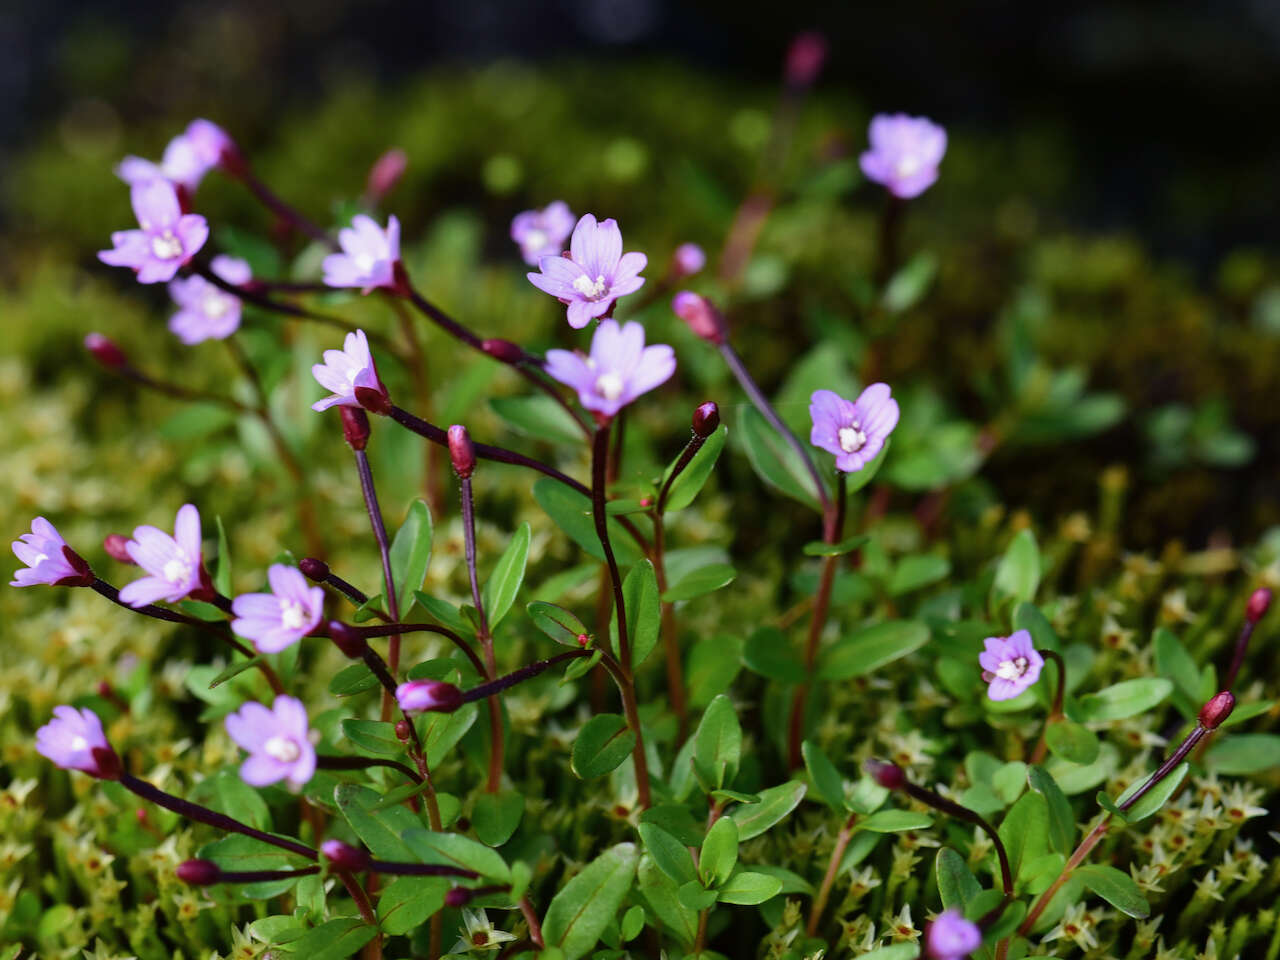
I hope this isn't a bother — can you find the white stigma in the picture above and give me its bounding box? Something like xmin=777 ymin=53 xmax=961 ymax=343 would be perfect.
xmin=279 ymin=598 xmax=308 ymax=631
xmin=354 ymin=252 xmax=377 ymax=274
xmin=838 ymin=424 xmax=867 ymax=453
xmin=70 ymin=735 xmax=88 ymax=752
xmin=202 ymin=292 xmax=229 ymax=318
xmin=162 ymin=551 xmax=192 ymax=585
xmin=524 ymin=229 xmax=547 ymax=251
xmin=31 ymin=552 xmax=49 ymax=566
xmin=572 ymin=274 xmax=608 ymax=299
xmin=895 ymin=155 xmax=922 ymax=179
xmin=151 ymin=231 xmax=183 ymax=260
xmin=594 ymin=372 xmax=625 ymax=401
xmin=264 ymin=736 xmax=300 ymax=763
xmin=995 ymin=656 xmax=1028 ymax=681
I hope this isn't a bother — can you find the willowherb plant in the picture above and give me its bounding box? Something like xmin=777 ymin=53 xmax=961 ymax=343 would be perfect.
xmin=9 ymin=35 xmax=1279 ymax=960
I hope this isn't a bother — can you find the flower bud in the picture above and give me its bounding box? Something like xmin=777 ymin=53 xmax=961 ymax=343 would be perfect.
xmin=84 ymin=333 xmax=129 ymax=370
xmin=482 ymin=338 xmax=527 ymax=364
xmin=340 ymin=407 xmax=371 ymax=451
xmin=321 ymin=839 xmax=371 ymax=872
xmin=353 ymin=385 xmax=392 ymax=416
xmin=395 ymin=719 xmax=412 ymax=741
xmin=327 ymin=620 xmax=368 ymax=659
xmin=1246 ymin=588 xmax=1272 ymax=624
xmin=672 ymin=291 xmax=727 ymax=345
xmin=785 ymin=31 xmax=827 ymax=89
xmin=103 ymin=534 xmax=135 ymax=564
xmin=444 ymin=887 xmax=473 ymax=908
xmin=176 ymin=859 xmax=222 ymax=886
xmin=864 ymin=758 xmax=905 ymax=789
xmin=692 ymin=401 xmax=720 ymax=438
xmin=299 ymin=557 xmax=330 ymax=581
xmin=672 ymin=243 xmax=706 ymax=278
xmin=1199 ymin=690 xmax=1235 ymax=731
xmin=396 ymin=679 xmax=464 ymax=714
xmin=366 ymin=148 xmax=408 ymax=203
xmin=448 ymin=425 xmax=476 ymax=479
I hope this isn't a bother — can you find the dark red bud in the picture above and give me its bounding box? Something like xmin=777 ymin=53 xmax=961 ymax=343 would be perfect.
xmin=1246 ymin=588 xmax=1272 ymax=624
xmin=366 ymin=148 xmax=408 ymax=202
xmin=576 ymin=633 xmax=590 ymax=647
xmin=692 ymin=401 xmax=720 ymax=438
xmin=1199 ymin=691 xmax=1236 ymax=730
xmin=482 ymin=338 xmax=527 ymax=364
xmin=90 ymin=745 xmax=122 ymax=781
xmin=84 ymin=333 xmax=129 ymax=370
xmin=321 ymin=839 xmax=371 ymax=872
xmin=327 ymin=621 xmax=368 ymax=659
xmin=176 ymin=859 xmax=222 ymax=886
xmin=448 ymin=425 xmax=476 ymax=479
xmin=395 ymin=719 xmax=412 ymax=741
xmin=785 ymin=31 xmax=828 ymax=89
xmin=103 ymin=534 xmax=134 ymax=564
xmin=671 ymin=292 xmax=727 ymax=345
xmin=340 ymin=406 xmax=371 ymax=450
xmin=864 ymin=758 xmax=905 ymax=789
xmin=299 ymin=557 xmax=330 ymax=581
xmin=353 ymin=386 xmax=392 ymax=417
xmin=444 ymin=887 xmax=473 ymax=908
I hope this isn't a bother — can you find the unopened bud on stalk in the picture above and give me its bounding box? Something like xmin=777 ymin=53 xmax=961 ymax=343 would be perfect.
xmin=482 ymin=338 xmax=527 ymax=364
xmin=448 ymin=425 xmax=476 ymax=479
xmin=103 ymin=534 xmax=134 ymax=564
xmin=321 ymin=839 xmax=371 ymax=872
xmin=327 ymin=620 xmax=368 ymax=659
xmin=671 ymin=243 xmax=706 ymax=278
xmin=672 ymin=291 xmax=727 ymax=345
xmin=366 ymin=148 xmax=408 ymax=203
xmin=299 ymin=557 xmax=330 ymax=581
xmin=692 ymin=401 xmax=720 ymax=438
xmin=84 ymin=333 xmax=129 ymax=370
xmin=396 ymin=679 xmax=464 ymax=714
xmin=395 ymin=719 xmax=412 ymax=741
xmin=1199 ymin=691 xmax=1236 ymax=731
xmin=1246 ymin=588 xmax=1272 ymax=624
xmin=176 ymin=859 xmax=222 ymax=886
xmin=340 ymin=407 xmax=371 ymax=451
xmin=785 ymin=31 xmax=827 ymax=89
xmin=864 ymin=758 xmax=906 ymax=789
xmin=445 ymin=887 xmax=473 ymax=908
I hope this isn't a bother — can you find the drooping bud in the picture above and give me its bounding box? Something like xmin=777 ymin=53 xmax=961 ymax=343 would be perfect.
xmin=396 ymin=679 xmax=464 ymax=714
xmin=365 ymin=148 xmax=408 ymax=204
xmin=863 ymin=758 xmax=905 ymax=790
xmin=299 ymin=557 xmax=330 ymax=582
xmin=671 ymin=243 xmax=706 ymax=278
xmin=1246 ymin=588 xmax=1272 ymax=624
xmin=353 ymin=385 xmax=392 ymax=416
xmin=327 ymin=620 xmax=369 ymax=659
xmin=482 ymin=338 xmax=527 ymax=364
xmin=103 ymin=534 xmax=135 ymax=564
xmin=672 ymin=291 xmax=727 ymax=345
xmin=1199 ymin=691 xmax=1236 ymax=731
xmin=321 ymin=839 xmax=371 ymax=872
xmin=785 ymin=31 xmax=828 ymax=89
xmin=340 ymin=407 xmax=371 ymax=451
xmin=84 ymin=333 xmax=129 ymax=370
xmin=692 ymin=401 xmax=720 ymax=438
xmin=176 ymin=859 xmax=223 ymax=886
xmin=448 ymin=425 xmax=476 ymax=479
xmin=444 ymin=887 xmax=473 ymax=908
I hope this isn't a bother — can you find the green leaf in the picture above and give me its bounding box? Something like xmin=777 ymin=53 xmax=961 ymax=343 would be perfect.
xmin=856 ymin=810 xmax=934 ymax=833
xmin=334 ymin=783 xmax=421 ymax=861
xmin=542 ymin=843 xmax=638 ymax=960
xmin=992 ymin=528 xmax=1040 ymax=609
xmin=490 ymin=394 xmax=585 ymax=445
xmin=1075 ymin=864 xmax=1150 ymax=918
xmin=936 ymin=848 xmax=981 ymax=910
xmin=1076 ymin=678 xmax=1173 ymax=722
xmin=718 ymin=870 xmax=783 ymax=905
xmin=413 ymin=590 xmax=468 ymax=635
xmin=179 ymin=599 xmax=227 ymax=622
xmin=661 ymin=562 xmax=737 ymax=603
xmin=214 ymin=515 xmax=232 ymax=597
xmin=1154 ymin=627 xmax=1201 ymax=703
xmin=662 ymin=425 xmax=727 ymax=512
xmin=1027 ymin=766 xmax=1074 ymax=854
xmin=370 ymin=779 xmax=437 ymax=811
xmin=636 ymin=856 xmax=697 ymax=948
xmin=472 ymin=790 xmax=524 ymax=846
xmin=802 ymin=740 xmax=847 ymax=812
xmin=887 ymin=553 xmax=951 ymax=596
xmin=420 ymin=701 xmax=478 ymax=769
xmin=998 ymin=790 xmax=1049 ymax=885
xmin=284 ymin=918 xmax=376 ymax=960
xmin=638 ymin=822 xmax=698 ymax=886
xmin=527 ymin=601 xmax=591 ymax=647
xmin=844 ymin=439 xmax=892 ymax=495
xmin=197 ymin=834 xmax=304 ymax=899
xmin=328 ymin=663 xmax=380 ymax=697
xmin=817 ymin=620 xmax=930 ymax=680
xmin=852 ymin=945 xmax=920 ymax=960
xmin=993 ymin=761 xmax=1028 ymax=805
xmin=1044 ymin=721 xmax=1100 ymax=765
xmin=389 ymin=499 xmax=433 ymax=615
xmin=481 ymin=522 xmax=530 ymax=629
xmin=742 ymin=626 xmax=806 ymax=684
xmin=1012 ymin=601 xmax=1060 ymax=653
xmin=620 ymin=904 xmax=645 ymax=941
xmin=802 ymin=534 xmax=869 ymax=557
xmin=571 ymin=713 xmax=636 ymax=779
xmin=882 ymin=251 xmax=938 ymax=313
xmin=621 ymin=559 xmax=660 ymax=668
xmin=1206 ymin=732 xmax=1280 ymax=774
xmin=377 ymin=876 xmax=448 ymax=935
xmin=676 ymin=880 xmax=718 ymax=911
xmin=1220 ymin=698 xmax=1276 ymax=728
xmin=698 ymin=816 xmax=739 ymax=887
xmin=532 ymin=478 xmax=643 ymax=565
xmin=729 ymin=781 xmax=806 ymax=840
xmin=738 ymin=407 xmax=824 ymax=511
xmin=340 ymin=719 xmax=403 ymax=758
xmin=402 ymin=828 xmax=511 ymax=882
xmin=693 ymin=695 xmax=742 ymax=791
xmin=1111 ymin=761 xmax=1188 ymax=823
xmin=208 ymin=655 xmax=264 ymax=689
xmin=202 ymin=770 xmax=271 ymax=831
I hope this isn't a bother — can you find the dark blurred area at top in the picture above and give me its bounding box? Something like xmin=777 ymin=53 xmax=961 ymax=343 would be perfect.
xmin=3 ymin=0 xmax=1278 ymax=264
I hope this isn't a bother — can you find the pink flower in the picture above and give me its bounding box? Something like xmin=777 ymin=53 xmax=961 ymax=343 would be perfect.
xmin=168 ymin=255 xmax=251 ymax=344
xmin=116 ymin=119 xmax=236 ymax=193
xmin=231 ymin=565 xmax=325 ymax=654
xmin=672 ymin=243 xmax=706 ymax=277
xmin=979 ymin=629 xmax=1044 ymax=701
xmin=310 ymin=330 xmax=388 ymax=412
xmin=224 ymin=696 xmax=316 ymax=790
xmin=323 ymin=215 xmax=401 ymax=293
xmin=511 ymin=201 xmax=576 ymax=266
xmin=925 ymin=908 xmax=982 ymax=960
xmin=98 ymin=180 xmax=209 ymax=284
xmin=11 ymin=517 xmax=91 ymax=587
xmin=36 ymin=706 xmax=120 ymax=779
xmin=396 ymin=679 xmax=463 ymax=714
xmin=809 ymin=385 xmax=899 ymax=473
xmin=544 ymin=319 xmax=676 ymax=418
xmin=527 ymin=214 xmax=647 ymax=329
xmin=860 ymin=113 xmax=948 ymax=199
xmin=118 ymin=504 xmax=205 ymax=608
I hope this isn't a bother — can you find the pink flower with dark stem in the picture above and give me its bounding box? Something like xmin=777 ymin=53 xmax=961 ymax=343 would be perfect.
xmin=809 ymin=385 xmax=899 ymax=473
xmin=925 ymin=908 xmax=982 ymax=959
xmin=36 ymin=706 xmax=120 ymax=779
xmin=527 ymin=214 xmax=647 ymax=329
xmin=511 ymin=201 xmax=575 ymax=266
xmin=224 ymin=696 xmax=317 ymax=790
xmin=231 ymin=565 xmax=325 ymax=654
xmin=310 ymin=330 xmax=389 ymax=412
xmin=98 ymin=180 xmax=209 ymax=284
xmin=860 ymin=113 xmax=948 ymax=199
xmin=11 ymin=517 xmax=92 ymax=587
xmin=979 ymin=629 xmax=1044 ymax=701
xmin=544 ymin=319 xmax=676 ymax=419
xmin=168 ymin=255 xmax=251 ymax=344
xmin=118 ymin=504 xmax=205 ymax=608
xmin=322 ymin=215 xmax=401 ymax=293
xmin=116 ymin=119 xmax=236 ymax=193
xmin=396 ymin=680 xmax=463 ymax=714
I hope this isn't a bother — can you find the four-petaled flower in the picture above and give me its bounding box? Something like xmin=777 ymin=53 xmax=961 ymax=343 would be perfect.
xmin=11 ymin=517 xmax=88 ymax=587
xmin=231 ymin=565 xmax=325 ymax=654
xmin=925 ymin=908 xmax=982 ymax=960
xmin=809 ymin=384 xmax=899 ymax=473
xmin=98 ymin=180 xmax=209 ymax=284
xmin=860 ymin=113 xmax=948 ymax=199
xmin=511 ymin=201 xmax=575 ymax=266
xmin=168 ymin=255 xmax=251 ymax=344
xmin=527 ymin=214 xmax=647 ymax=328
xmin=323 ymin=214 xmax=401 ymax=293
xmin=117 ymin=118 xmax=235 ymax=193
xmin=545 ymin=319 xmax=675 ymax=418
xmin=118 ymin=503 xmax=205 ymax=608
xmin=36 ymin=706 xmax=119 ymax=779
xmin=310 ymin=329 xmax=389 ymax=412
xmin=979 ymin=629 xmax=1044 ymax=701
xmin=224 ymin=695 xmax=317 ymax=790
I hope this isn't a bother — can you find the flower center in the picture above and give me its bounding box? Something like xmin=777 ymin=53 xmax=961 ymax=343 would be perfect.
xmin=838 ymin=424 xmax=867 ymax=453
xmin=150 ymin=231 xmax=184 ymax=260
xmin=31 ymin=551 xmax=49 ymax=566
xmin=995 ymin=656 xmax=1029 ymax=681
xmin=202 ymin=291 xmax=229 ymax=319
xmin=354 ymin=252 xmax=377 ymax=274
xmin=70 ymin=735 xmax=88 ymax=752
xmin=279 ymin=598 xmax=308 ymax=631
xmin=524 ymin=229 xmax=547 ymax=251
xmin=572 ymin=274 xmax=608 ymax=299
xmin=594 ymin=372 xmax=625 ymax=401
xmin=895 ymin=155 xmax=922 ymax=179
xmin=264 ymin=736 xmax=300 ymax=763
xmin=162 ymin=550 xmax=193 ymax=585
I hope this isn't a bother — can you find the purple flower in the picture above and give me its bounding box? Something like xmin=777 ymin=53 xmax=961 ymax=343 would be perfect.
xmin=396 ymin=679 xmax=463 ymax=714
xmin=979 ymin=629 xmax=1044 ymax=701
xmin=310 ymin=329 xmax=388 ymax=412
xmin=323 ymin=215 xmax=401 ymax=293
xmin=224 ymin=695 xmax=316 ymax=790
xmin=545 ymin=319 xmax=676 ymax=418
xmin=168 ymin=255 xmax=251 ymax=344
xmin=860 ymin=113 xmax=948 ymax=199
xmin=511 ymin=201 xmax=575 ymax=266
xmin=98 ymin=180 xmax=209 ymax=284
xmin=36 ymin=706 xmax=120 ymax=779
xmin=231 ymin=565 xmax=325 ymax=654
xmin=117 ymin=118 xmax=235 ymax=192
xmin=809 ymin=385 xmax=899 ymax=473
xmin=527 ymin=214 xmax=647 ymax=329
xmin=925 ymin=908 xmax=982 ymax=960
xmin=671 ymin=242 xmax=706 ymax=277
xmin=11 ymin=517 xmax=90 ymax=587
xmin=118 ymin=504 xmax=205 ymax=608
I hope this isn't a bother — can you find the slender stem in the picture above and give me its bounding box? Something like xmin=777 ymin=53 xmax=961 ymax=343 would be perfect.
xmin=1029 ymin=649 xmax=1068 ymax=765
xmin=657 ymin=433 xmax=708 ymax=513
xmin=237 ymin=168 xmax=336 ymax=248
xmin=388 ymin=299 xmax=445 ymax=515
xmin=336 ymin=870 xmax=379 ymax=931
xmin=315 ymin=755 xmax=423 ymax=784
xmin=460 ymin=473 xmax=503 ymax=793
xmin=651 ymin=513 xmax=687 ymax=741
xmin=901 ymin=779 xmax=1013 ymax=896
xmin=354 ymin=449 xmax=402 ymax=721
xmin=460 ymin=651 xmax=593 ymax=702
xmin=519 ymin=896 xmax=545 ymax=949
xmin=806 ymin=813 xmax=857 ymax=937
xmin=1225 ymin=619 xmax=1259 ymax=690
xmin=345 ymin=622 xmax=486 ymax=678
xmin=194 ymin=262 xmax=366 ymax=336
xmin=874 ymin=194 xmax=905 ymax=286
xmin=217 ymin=866 xmax=321 ymax=883
xmin=314 ymin=571 xmax=389 ymax=621
xmin=1118 ymin=725 xmax=1206 ymax=813
xmin=366 ymin=858 xmax=479 ymax=879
